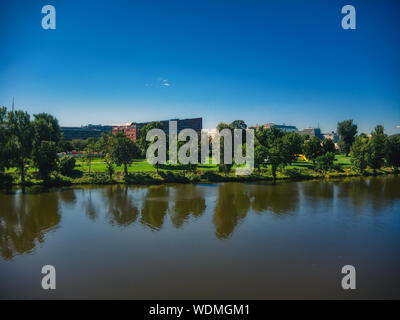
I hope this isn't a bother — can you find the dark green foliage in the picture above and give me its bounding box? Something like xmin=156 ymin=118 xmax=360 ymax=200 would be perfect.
xmin=388 ymin=135 xmax=400 ymax=172
xmin=322 ymin=138 xmax=336 ymax=154
xmin=337 ymin=120 xmax=357 ymax=156
xmin=58 ymin=156 xmax=76 ymax=176
xmin=111 ymin=132 xmax=141 ymax=175
xmin=315 ymin=152 xmax=335 ymax=174
xmin=7 ymin=110 xmax=34 ymax=184
xmin=33 ymin=141 xmax=58 ymax=180
xmin=366 ymin=125 xmax=388 ymax=171
xmin=282 ymin=132 xmax=304 ymax=164
xmin=303 ymin=136 xmax=323 ymax=164
xmin=350 ymin=136 xmax=369 ymax=173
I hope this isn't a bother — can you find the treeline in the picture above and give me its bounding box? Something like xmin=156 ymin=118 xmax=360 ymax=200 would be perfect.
xmin=1 ymin=106 xmax=400 ymax=186
xmin=0 ymin=107 xmax=144 ymax=184
xmin=215 ymin=119 xmax=400 ymax=179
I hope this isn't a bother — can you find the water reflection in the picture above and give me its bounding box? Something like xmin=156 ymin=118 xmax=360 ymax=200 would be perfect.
xmin=103 ymin=185 xmax=139 ymax=226
xmin=1 ymin=176 xmax=400 ymax=260
xmin=0 ymin=192 xmax=61 ymax=260
xmin=213 ymin=183 xmax=250 ymax=239
xmin=140 ymin=185 xmax=169 ymax=230
xmin=249 ymin=182 xmax=299 ymax=215
xmin=170 ymin=185 xmax=206 ymax=228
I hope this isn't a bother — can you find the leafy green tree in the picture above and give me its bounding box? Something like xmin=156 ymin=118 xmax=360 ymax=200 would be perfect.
xmin=32 ymin=113 xmax=61 ymax=179
xmin=84 ymin=138 xmax=97 ymax=174
xmin=350 ymin=136 xmax=369 ymax=173
xmin=254 ymin=145 xmax=268 ymax=171
xmin=337 ymin=120 xmax=357 ymax=156
xmin=322 ymin=138 xmax=336 ymax=154
xmin=7 ymin=110 xmax=34 ymax=184
xmin=315 ymin=152 xmax=335 ymax=175
xmin=0 ymin=107 xmax=11 ymax=172
xmin=104 ymin=153 xmax=115 ymax=180
xmin=255 ymin=127 xmax=288 ymax=181
xmin=282 ymin=132 xmax=303 ymax=164
xmin=58 ymin=156 xmax=76 ymax=176
xmin=303 ymin=136 xmax=323 ymax=164
xmin=139 ymin=122 xmax=163 ymax=156
xmin=387 ymin=135 xmax=400 ymax=172
xmin=111 ymin=132 xmax=141 ymax=175
xmin=366 ymin=125 xmax=388 ymax=172
xmin=32 ymin=113 xmax=61 ymax=143
xmin=33 ymin=141 xmax=58 ymax=179
xmin=216 ymin=122 xmax=234 ymax=175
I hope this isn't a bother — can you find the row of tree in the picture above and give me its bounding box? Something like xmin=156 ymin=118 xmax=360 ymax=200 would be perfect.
xmin=1 ymin=106 xmax=400 ymax=184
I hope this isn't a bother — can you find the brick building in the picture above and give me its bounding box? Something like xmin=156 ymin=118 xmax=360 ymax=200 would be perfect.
xmin=113 ymin=117 xmax=202 ymax=142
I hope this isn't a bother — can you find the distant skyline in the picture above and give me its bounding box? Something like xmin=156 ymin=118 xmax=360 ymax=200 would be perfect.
xmin=1 ymin=0 xmax=400 ymax=134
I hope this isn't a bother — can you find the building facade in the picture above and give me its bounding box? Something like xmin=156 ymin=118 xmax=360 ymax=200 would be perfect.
xmin=61 ymin=125 xmax=113 ymax=140
xmin=113 ymin=117 xmax=203 ymax=142
xmin=252 ymin=123 xmax=299 ymax=133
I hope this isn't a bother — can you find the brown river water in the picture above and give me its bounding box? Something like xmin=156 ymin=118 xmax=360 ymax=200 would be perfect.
xmin=0 ymin=176 xmax=399 ymax=299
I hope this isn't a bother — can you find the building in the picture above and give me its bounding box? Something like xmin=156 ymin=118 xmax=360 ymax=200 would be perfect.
xmin=323 ymin=132 xmax=339 ymax=143
xmin=252 ymin=123 xmax=299 ymax=133
xmin=113 ymin=117 xmax=203 ymax=142
xmin=299 ymin=128 xmax=324 ymax=140
xmin=61 ymin=124 xmax=113 ymax=140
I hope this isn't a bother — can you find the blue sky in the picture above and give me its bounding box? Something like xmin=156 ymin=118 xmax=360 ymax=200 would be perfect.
xmin=0 ymin=0 xmax=399 ymax=134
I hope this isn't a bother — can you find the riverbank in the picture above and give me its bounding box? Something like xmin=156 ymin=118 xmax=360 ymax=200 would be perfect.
xmin=1 ymin=165 xmax=397 ymax=188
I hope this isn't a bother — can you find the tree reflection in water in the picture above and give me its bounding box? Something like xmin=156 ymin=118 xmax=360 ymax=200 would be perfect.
xmin=169 ymin=184 xmax=206 ymax=228
xmin=103 ymin=185 xmax=139 ymax=226
xmin=140 ymin=185 xmax=169 ymax=231
xmin=0 ymin=191 xmax=61 ymax=260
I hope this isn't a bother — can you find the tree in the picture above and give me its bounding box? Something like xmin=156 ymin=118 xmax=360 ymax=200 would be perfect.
xmin=104 ymin=153 xmax=115 ymax=180
xmin=255 ymin=127 xmax=288 ymax=181
xmin=7 ymin=110 xmax=34 ymax=184
xmin=0 ymin=107 xmax=11 ymax=172
xmin=366 ymin=125 xmax=388 ymax=172
xmin=387 ymin=135 xmax=400 ymax=172
xmin=254 ymin=145 xmax=268 ymax=171
xmin=350 ymin=136 xmax=369 ymax=173
xmin=303 ymin=136 xmax=323 ymax=164
xmin=139 ymin=122 xmax=163 ymax=156
xmin=32 ymin=113 xmax=61 ymax=179
xmin=322 ymin=138 xmax=336 ymax=154
xmin=84 ymin=138 xmax=97 ymax=174
xmin=33 ymin=141 xmax=58 ymax=180
xmin=282 ymin=132 xmax=303 ymax=164
xmin=315 ymin=152 xmax=335 ymax=175
xmin=216 ymin=122 xmax=234 ymax=175
xmin=32 ymin=113 xmax=61 ymax=143
xmin=337 ymin=120 xmax=357 ymax=156
xmin=58 ymin=156 xmax=76 ymax=176
xmin=111 ymin=132 xmax=141 ymax=175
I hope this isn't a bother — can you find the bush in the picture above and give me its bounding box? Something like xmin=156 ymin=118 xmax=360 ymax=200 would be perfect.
xmin=283 ymin=168 xmax=305 ymax=180
xmin=0 ymin=173 xmax=14 ymax=186
xmin=74 ymin=172 xmax=113 ymax=184
xmin=201 ymin=171 xmax=227 ymax=182
xmin=58 ymin=156 xmax=76 ymax=176
xmin=315 ymin=152 xmax=335 ymax=174
xmin=124 ymin=172 xmax=162 ymax=185
xmin=186 ymin=172 xmax=201 ymax=183
xmin=158 ymin=171 xmax=190 ymax=183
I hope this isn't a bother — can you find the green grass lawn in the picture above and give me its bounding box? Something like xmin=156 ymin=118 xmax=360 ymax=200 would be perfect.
xmin=74 ymin=154 xmax=353 ymax=174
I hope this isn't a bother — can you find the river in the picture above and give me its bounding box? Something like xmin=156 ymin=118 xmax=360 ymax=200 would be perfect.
xmin=1 ymin=176 xmax=399 ymax=299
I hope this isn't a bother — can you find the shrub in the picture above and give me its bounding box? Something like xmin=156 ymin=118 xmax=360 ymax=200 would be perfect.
xmin=201 ymin=171 xmax=227 ymax=182
xmin=124 ymin=172 xmax=162 ymax=185
xmin=158 ymin=171 xmax=190 ymax=183
xmin=186 ymin=172 xmax=201 ymax=183
xmin=0 ymin=173 xmax=14 ymax=186
xmin=58 ymin=156 xmax=76 ymax=176
xmin=315 ymin=152 xmax=335 ymax=174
